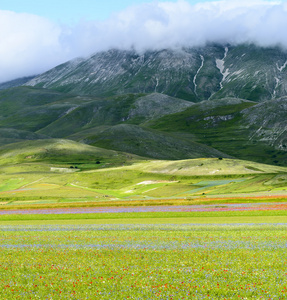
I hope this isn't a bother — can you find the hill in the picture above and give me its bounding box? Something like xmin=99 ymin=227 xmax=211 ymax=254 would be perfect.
xmin=148 ymin=97 xmax=287 ymax=166
xmin=131 ymin=158 xmax=287 ymax=176
xmin=69 ymin=123 xmax=228 ymax=160
xmin=0 ymin=138 xmax=141 ymax=168
xmin=0 ymin=86 xmax=285 ymax=165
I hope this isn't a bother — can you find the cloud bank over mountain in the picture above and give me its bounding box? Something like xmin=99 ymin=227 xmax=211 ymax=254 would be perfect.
xmin=1 ymin=0 xmax=287 ymax=83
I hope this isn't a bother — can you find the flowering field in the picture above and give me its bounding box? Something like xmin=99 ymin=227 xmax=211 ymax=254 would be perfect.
xmin=1 ymin=202 xmax=287 ymax=225
xmin=1 ymin=223 xmax=287 ymax=299
xmin=2 ymin=202 xmax=287 ymax=215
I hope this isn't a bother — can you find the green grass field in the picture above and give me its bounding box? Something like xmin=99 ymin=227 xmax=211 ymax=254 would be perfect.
xmin=0 ymin=138 xmax=286 ymax=299
xmin=1 ymin=223 xmax=287 ymax=299
xmin=1 ymin=209 xmax=287 ymax=223
xmin=0 ymin=154 xmax=286 ymax=207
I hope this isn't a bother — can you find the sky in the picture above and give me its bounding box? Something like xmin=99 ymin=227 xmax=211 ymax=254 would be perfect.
xmin=1 ymin=0 xmax=211 ymax=23
xmin=0 ymin=0 xmax=287 ymax=83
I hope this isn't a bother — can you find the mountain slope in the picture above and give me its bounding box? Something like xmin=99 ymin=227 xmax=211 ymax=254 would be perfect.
xmin=148 ymin=97 xmax=287 ymax=166
xmin=25 ymin=46 xmax=224 ymax=101
xmin=36 ymin=93 xmax=193 ymax=137
xmin=212 ymin=45 xmax=287 ymax=101
xmin=241 ymin=97 xmax=287 ymax=151
xmin=0 ymin=76 xmax=35 ymax=90
xmin=0 ymin=85 xmax=285 ymax=165
xmin=26 ymin=44 xmax=287 ymax=102
xmin=0 ymin=128 xmax=49 ymax=146
xmin=68 ymin=123 xmax=229 ymax=160
xmin=0 ymin=87 xmax=98 ymax=131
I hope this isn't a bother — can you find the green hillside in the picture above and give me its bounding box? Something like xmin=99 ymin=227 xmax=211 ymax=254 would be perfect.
xmin=148 ymin=98 xmax=287 ymax=166
xmin=0 ymin=86 xmax=285 ymax=166
xmin=68 ymin=124 xmax=229 ymax=160
xmin=0 ymin=87 xmax=97 ymax=131
xmin=0 ymin=139 xmax=141 ymax=168
xmin=0 ymin=128 xmax=49 ymax=146
xmin=132 ymin=158 xmax=287 ymax=176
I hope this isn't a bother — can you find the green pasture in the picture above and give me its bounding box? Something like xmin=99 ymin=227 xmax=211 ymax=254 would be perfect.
xmin=1 ymin=210 xmax=287 ymax=225
xmin=0 ymin=138 xmax=286 ymax=208
xmin=0 ymin=155 xmax=286 ymax=207
xmin=1 ymin=224 xmax=287 ymax=299
xmin=3 ymin=215 xmax=287 ymax=226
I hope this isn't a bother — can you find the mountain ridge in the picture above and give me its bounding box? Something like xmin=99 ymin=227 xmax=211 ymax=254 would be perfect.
xmin=25 ymin=43 xmax=287 ymax=102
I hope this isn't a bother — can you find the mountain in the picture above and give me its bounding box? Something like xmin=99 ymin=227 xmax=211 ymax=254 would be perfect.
xmin=26 ymin=44 xmax=287 ymax=102
xmin=0 ymin=76 xmax=35 ymax=90
xmin=0 ymin=43 xmax=285 ymax=167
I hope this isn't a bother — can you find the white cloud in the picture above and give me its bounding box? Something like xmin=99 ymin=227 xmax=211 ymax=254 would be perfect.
xmin=0 ymin=11 xmax=67 ymax=82
xmin=1 ymin=0 xmax=287 ymax=83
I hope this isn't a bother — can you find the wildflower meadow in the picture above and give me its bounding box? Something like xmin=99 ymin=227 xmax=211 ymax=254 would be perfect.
xmin=0 ymin=223 xmax=287 ymax=299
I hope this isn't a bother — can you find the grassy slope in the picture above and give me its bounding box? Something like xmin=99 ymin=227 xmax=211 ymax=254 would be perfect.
xmin=0 ymin=139 xmax=141 ymax=174
xmin=0 ymin=86 xmax=97 ymax=132
xmin=0 ymin=128 xmax=49 ymax=146
xmin=0 ymin=139 xmax=286 ymax=205
xmin=131 ymin=158 xmax=287 ymax=175
xmin=148 ymin=98 xmax=287 ymax=166
xmin=36 ymin=93 xmax=192 ymax=137
xmin=0 ymin=88 xmax=229 ymax=160
xmin=0 ymin=87 xmax=285 ymax=166
xmin=70 ymin=124 xmax=229 ymax=160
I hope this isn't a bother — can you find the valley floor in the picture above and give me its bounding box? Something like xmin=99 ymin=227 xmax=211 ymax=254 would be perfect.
xmin=1 ymin=221 xmax=287 ymax=299
xmin=0 ymin=152 xmax=286 ymax=298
